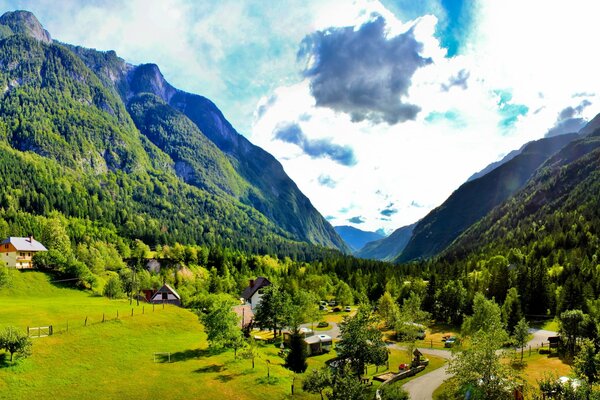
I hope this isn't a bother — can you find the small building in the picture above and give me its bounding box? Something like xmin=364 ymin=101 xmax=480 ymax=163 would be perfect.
xmin=241 ymin=277 xmax=271 ymax=311
xmin=149 ymin=284 xmax=181 ymax=306
xmin=232 ymin=304 xmax=254 ymax=329
xmin=304 ymin=334 xmax=332 ymax=356
xmin=0 ymin=236 xmax=47 ymax=269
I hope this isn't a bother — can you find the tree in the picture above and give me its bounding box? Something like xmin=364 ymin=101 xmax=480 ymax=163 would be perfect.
xmin=0 ymin=326 xmax=32 ymax=362
xmin=286 ymin=330 xmax=308 ymax=373
xmin=197 ymin=293 xmax=244 ymax=356
xmin=337 ymin=307 xmax=388 ymax=377
xmin=302 ymin=368 xmax=332 ymax=400
xmin=560 ymin=309 xmax=585 ymax=358
xmin=103 ymin=275 xmax=123 ymax=299
xmin=512 ymin=318 xmax=529 ymax=362
xmin=335 ymin=280 xmax=354 ymax=306
xmin=435 ymin=279 xmax=468 ymax=325
xmin=462 ymin=293 xmax=506 ymax=339
xmin=329 ymin=365 xmax=371 ymax=400
xmin=574 ymin=339 xmax=600 ymax=384
xmin=447 ymin=328 xmax=516 ymax=400
xmin=502 ymin=287 xmax=523 ymax=334
xmin=253 ymin=284 xmax=292 ymax=336
xmin=378 ymin=291 xmax=400 ymax=329
xmin=241 ymin=336 xmax=259 ymax=368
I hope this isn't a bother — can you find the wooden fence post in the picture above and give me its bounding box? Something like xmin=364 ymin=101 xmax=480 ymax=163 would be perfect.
xmin=117 ymin=310 xmax=119 ymax=319
xmin=131 ymin=308 xmax=134 ymax=317
xmin=430 ymin=339 xmax=433 ymax=348
xmin=85 ymin=316 xmax=88 ymax=327
xmin=66 ymin=321 xmax=68 ymax=333
xmin=27 ymin=326 xmax=29 ymax=336
xmin=49 ymin=325 xmax=53 ymax=336
xmin=102 ymin=313 xmax=105 ymax=323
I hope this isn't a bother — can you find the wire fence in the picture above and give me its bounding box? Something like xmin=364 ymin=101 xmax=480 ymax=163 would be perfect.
xmin=21 ymin=301 xmax=172 ymax=337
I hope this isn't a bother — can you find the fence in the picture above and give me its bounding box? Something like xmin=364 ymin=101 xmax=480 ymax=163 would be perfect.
xmin=27 ymin=325 xmax=53 ymax=338
xmin=24 ymin=302 xmax=171 ymax=338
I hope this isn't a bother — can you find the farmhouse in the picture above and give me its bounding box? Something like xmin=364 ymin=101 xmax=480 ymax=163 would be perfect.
xmin=0 ymin=236 xmax=47 ymax=269
xmin=241 ymin=277 xmax=271 ymax=310
xmin=149 ymin=284 xmax=181 ymax=306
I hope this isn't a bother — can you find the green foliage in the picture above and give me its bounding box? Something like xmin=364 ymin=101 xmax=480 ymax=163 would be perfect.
xmin=378 ymin=291 xmax=400 ymax=329
xmin=502 ymin=287 xmax=523 ymax=334
xmin=447 ymin=328 xmax=516 ymax=400
xmin=328 ymin=365 xmax=371 ymax=400
xmin=285 ymin=330 xmax=308 ymax=373
xmin=0 ymin=265 xmax=11 ymax=288
xmin=560 ymin=309 xmax=586 ymax=358
xmin=574 ymin=338 xmax=600 ymax=384
xmin=0 ymin=325 xmax=32 ymax=362
xmin=253 ymin=284 xmax=291 ymax=334
xmin=196 ymin=293 xmax=241 ymax=352
xmin=302 ymin=368 xmax=332 ymax=400
xmin=337 ymin=307 xmax=388 ymax=377
xmin=103 ymin=274 xmax=123 ymax=299
xmin=512 ymin=318 xmax=529 ymax=362
xmin=380 ymin=384 xmax=410 ymax=400
xmin=462 ymin=293 xmax=506 ymax=339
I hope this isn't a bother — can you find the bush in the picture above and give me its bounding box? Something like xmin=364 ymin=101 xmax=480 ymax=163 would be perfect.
xmin=0 ymin=326 xmax=32 ymax=362
xmin=380 ymin=383 xmax=409 ymax=400
xmin=317 ymin=321 xmax=329 ymax=328
xmin=103 ymin=275 xmax=124 ymax=299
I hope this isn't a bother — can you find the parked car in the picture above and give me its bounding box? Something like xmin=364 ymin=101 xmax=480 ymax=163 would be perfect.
xmin=319 ymin=304 xmax=328 ymax=311
xmin=444 ymin=336 xmax=457 ymax=348
xmin=345 ymin=306 xmax=352 ymax=312
xmin=333 ymin=307 xmax=341 ymax=312
xmin=328 ymin=300 xmax=336 ymax=306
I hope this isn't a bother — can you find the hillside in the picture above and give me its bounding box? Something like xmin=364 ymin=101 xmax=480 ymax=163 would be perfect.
xmin=356 ymin=223 xmax=416 ymax=261
xmin=0 ymin=10 xmax=346 ymax=253
xmin=334 ymin=225 xmax=384 ymax=252
xmin=0 ymin=270 xmax=315 ymax=399
xmin=69 ymin=49 xmax=347 ymax=251
xmin=397 ymin=132 xmax=578 ymax=262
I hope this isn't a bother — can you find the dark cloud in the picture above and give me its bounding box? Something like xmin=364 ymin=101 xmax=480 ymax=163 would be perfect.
xmin=317 ymin=174 xmax=337 ymax=188
xmin=380 ymin=208 xmax=398 ymax=217
xmin=441 ymin=69 xmax=470 ymax=91
xmin=545 ymin=100 xmax=592 ymax=137
xmin=348 ymin=216 xmax=365 ymax=224
xmin=298 ymin=16 xmax=432 ymax=125
xmin=274 ymin=122 xmax=357 ymax=166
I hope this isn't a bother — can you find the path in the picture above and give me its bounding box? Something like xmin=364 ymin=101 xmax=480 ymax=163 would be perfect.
xmin=385 ymin=344 xmax=452 ymax=400
xmin=527 ymin=328 xmax=557 ymax=349
xmin=300 ymin=321 xmax=340 ymax=339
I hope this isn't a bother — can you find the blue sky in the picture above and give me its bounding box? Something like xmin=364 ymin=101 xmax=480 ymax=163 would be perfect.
xmin=2 ymin=0 xmax=599 ymax=234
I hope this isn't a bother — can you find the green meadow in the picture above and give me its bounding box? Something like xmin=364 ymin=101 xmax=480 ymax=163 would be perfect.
xmin=0 ymin=270 xmax=445 ymax=399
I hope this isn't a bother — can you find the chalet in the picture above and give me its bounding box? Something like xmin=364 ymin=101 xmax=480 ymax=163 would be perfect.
xmin=149 ymin=284 xmax=181 ymax=306
xmin=241 ymin=277 xmax=271 ymax=311
xmin=0 ymin=236 xmax=47 ymax=269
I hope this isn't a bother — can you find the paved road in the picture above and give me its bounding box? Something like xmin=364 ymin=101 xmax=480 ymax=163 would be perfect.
xmin=300 ymin=321 xmax=340 ymax=339
xmin=527 ymin=328 xmax=557 ymax=349
xmin=385 ymin=345 xmax=452 ymax=400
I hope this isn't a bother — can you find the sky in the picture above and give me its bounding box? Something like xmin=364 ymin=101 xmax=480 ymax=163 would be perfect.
xmin=3 ymin=0 xmax=600 ymax=235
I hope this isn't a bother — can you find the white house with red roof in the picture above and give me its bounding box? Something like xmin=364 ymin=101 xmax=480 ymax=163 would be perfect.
xmin=0 ymin=236 xmax=47 ymax=269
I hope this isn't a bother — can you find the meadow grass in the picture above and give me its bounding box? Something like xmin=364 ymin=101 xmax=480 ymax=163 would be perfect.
xmin=0 ymin=270 xmax=448 ymax=399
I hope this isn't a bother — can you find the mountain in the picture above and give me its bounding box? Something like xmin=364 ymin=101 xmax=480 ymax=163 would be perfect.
xmin=396 ymin=132 xmax=579 ymax=262
xmin=0 ymin=10 xmax=346 ymax=253
xmin=467 ymin=147 xmax=523 ymax=182
xmin=334 ymin=226 xmax=385 ymax=252
xmin=68 ymin=48 xmax=347 ymax=251
xmin=356 ymin=222 xmax=416 ymax=261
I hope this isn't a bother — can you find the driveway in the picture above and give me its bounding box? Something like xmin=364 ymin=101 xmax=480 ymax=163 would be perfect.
xmin=527 ymin=328 xmax=558 ymax=349
xmin=300 ymin=321 xmax=340 ymax=339
xmin=385 ymin=344 xmax=452 ymax=400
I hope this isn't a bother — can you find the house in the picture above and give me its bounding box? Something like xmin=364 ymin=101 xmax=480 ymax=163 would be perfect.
xmin=0 ymin=236 xmax=47 ymax=269
xmin=148 ymin=284 xmax=181 ymax=306
xmin=241 ymin=277 xmax=271 ymax=311
xmin=304 ymin=334 xmax=332 ymax=356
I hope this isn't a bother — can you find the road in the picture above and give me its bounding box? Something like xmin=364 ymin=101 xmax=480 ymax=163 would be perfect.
xmin=396 ymin=328 xmax=557 ymax=400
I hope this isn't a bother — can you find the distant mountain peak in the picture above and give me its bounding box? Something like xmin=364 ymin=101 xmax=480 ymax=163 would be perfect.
xmin=0 ymin=10 xmax=52 ymax=44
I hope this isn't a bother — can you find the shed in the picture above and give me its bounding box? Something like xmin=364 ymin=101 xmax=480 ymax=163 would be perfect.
xmin=149 ymin=284 xmax=181 ymax=306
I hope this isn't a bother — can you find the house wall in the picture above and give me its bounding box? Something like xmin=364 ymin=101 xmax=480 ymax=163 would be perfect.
xmin=0 ymin=243 xmax=36 ymax=269
xmin=249 ymin=290 xmax=263 ymax=311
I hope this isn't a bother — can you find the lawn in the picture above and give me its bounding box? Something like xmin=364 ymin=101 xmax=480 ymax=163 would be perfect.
xmin=0 ymin=271 xmax=447 ymax=399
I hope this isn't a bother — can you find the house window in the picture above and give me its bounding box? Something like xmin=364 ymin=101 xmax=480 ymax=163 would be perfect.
xmin=4 ymin=244 xmax=7 ymax=249
xmin=162 ymin=292 xmax=168 ymax=300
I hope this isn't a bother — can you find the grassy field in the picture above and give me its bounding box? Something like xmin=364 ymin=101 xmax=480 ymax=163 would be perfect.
xmin=0 ymin=270 xmax=447 ymax=399
xmin=432 ymin=348 xmax=573 ymax=399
